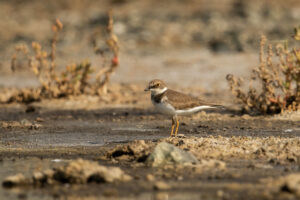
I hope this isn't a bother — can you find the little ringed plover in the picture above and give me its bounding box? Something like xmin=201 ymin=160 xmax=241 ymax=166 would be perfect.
xmin=144 ymin=79 xmax=223 ymax=137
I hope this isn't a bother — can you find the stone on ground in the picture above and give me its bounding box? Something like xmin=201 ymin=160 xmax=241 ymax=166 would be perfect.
xmin=146 ymin=142 xmax=199 ymax=166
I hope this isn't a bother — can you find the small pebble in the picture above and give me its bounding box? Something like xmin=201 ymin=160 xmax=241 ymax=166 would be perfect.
xmin=153 ymin=181 xmax=170 ymax=190
xmin=146 ymin=174 xmax=155 ymax=182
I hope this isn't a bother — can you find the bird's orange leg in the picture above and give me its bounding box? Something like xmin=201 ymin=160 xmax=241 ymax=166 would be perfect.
xmin=174 ymin=117 xmax=179 ymax=137
xmin=170 ymin=124 xmax=175 ymax=137
xmin=170 ymin=116 xmax=176 ymax=137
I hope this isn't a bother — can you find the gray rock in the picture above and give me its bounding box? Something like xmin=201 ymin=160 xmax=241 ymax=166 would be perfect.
xmin=146 ymin=142 xmax=199 ymax=166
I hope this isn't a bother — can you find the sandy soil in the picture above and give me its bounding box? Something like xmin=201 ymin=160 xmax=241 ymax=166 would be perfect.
xmin=0 ymin=0 xmax=300 ymax=200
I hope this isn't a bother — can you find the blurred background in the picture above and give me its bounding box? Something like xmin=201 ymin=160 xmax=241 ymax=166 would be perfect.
xmin=0 ymin=0 xmax=299 ymax=92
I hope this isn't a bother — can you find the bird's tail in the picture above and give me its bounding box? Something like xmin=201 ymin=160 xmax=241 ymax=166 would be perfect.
xmin=210 ymin=104 xmax=226 ymax=110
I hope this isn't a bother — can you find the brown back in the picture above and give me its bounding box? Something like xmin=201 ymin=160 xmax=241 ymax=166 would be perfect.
xmin=165 ymin=89 xmax=211 ymax=110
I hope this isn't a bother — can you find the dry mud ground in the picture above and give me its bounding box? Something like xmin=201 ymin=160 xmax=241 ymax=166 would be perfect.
xmin=0 ymin=96 xmax=300 ymax=200
xmin=0 ymin=0 xmax=300 ymax=199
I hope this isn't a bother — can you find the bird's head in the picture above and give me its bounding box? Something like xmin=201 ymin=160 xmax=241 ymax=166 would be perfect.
xmin=144 ymin=79 xmax=167 ymax=95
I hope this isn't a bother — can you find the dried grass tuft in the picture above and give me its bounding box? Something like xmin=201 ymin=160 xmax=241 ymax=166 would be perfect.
xmin=4 ymin=11 xmax=119 ymax=104
xmin=227 ymin=29 xmax=300 ymax=114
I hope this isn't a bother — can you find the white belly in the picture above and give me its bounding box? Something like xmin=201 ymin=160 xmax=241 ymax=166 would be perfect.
xmin=152 ymin=101 xmax=176 ymax=115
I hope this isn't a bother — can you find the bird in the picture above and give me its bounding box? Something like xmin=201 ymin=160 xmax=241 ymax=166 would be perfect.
xmin=144 ymin=79 xmax=223 ymax=137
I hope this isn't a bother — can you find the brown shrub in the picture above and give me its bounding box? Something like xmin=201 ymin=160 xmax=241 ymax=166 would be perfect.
xmin=227 ymin=28 xmax=300 ymax=114
xmin=5 ymin=10 xmax=119 ymax=104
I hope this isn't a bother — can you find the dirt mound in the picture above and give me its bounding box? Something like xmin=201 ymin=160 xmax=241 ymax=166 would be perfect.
xmin=1 ymin=119 xmax=42 ymax=130
xmin=262 ymin=173 xmax=300 ymax=198
xmin=107 ymin=136 xmax=300 ymax=165
xmin=106 ymin=140 xmax=155 ymax=162
xmin=107 ymin=139 xmax=227 ymax=171
xmin=3 ymin=159 xmax=131 ymax=188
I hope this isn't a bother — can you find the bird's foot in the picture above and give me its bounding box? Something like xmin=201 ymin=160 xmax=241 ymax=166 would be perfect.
xmin=177 ymin=133 xmax=185 ymax=138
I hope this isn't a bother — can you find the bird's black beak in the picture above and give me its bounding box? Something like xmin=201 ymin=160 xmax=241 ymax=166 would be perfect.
xmin=144 ymin=87 xmax=150 ymax=92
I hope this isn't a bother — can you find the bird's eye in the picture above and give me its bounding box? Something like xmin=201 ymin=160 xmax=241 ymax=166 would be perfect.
xmin=156 ymin=83 xmax=160 ymax=87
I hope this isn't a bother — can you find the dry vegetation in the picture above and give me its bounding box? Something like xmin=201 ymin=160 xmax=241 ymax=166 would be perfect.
xmin=4 ymin=10 xmax=119 ymax=104
xmin=227 ymin=27 xmax=300 ymax=114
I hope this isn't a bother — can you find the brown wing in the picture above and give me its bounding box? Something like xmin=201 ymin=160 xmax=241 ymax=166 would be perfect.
xmin=165 ymin=89 xmax=214 ymax=110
